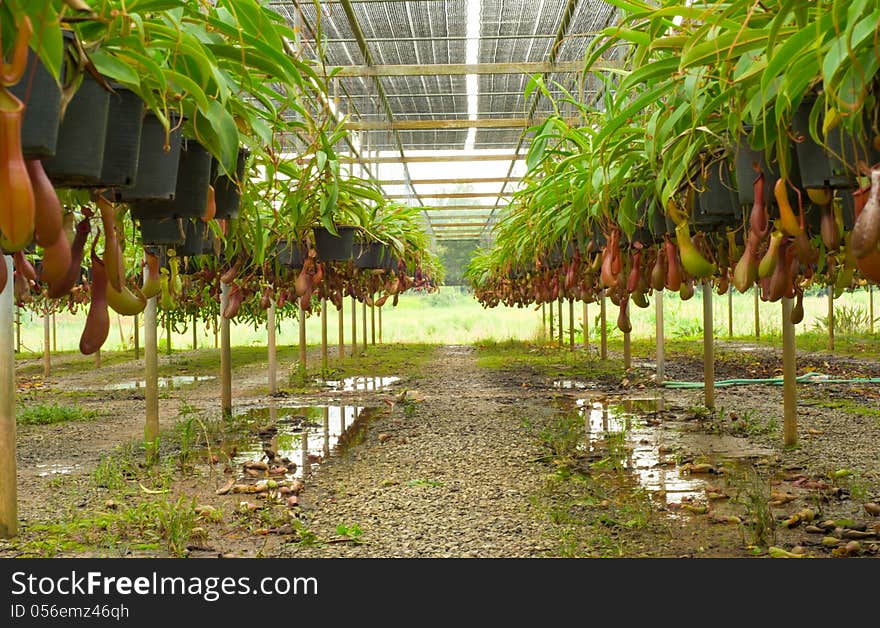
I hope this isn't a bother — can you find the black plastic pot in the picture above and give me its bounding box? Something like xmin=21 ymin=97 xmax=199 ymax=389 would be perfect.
xmin=353 ymin=242 xmax=387 ymax=269
xmin=139 ymin=218 xmax=185 ymax=246
xmin=178 ymin=220 xmax=215 ymax=257
xmin=791 ymin=96 xmax=854 ymax=189
xmin=590 ymin=224 xmax=607 ymax=249
xmin=96 ymin=85 xmax=144 ymax=189
xmin=383 ymin=254 xmax=400 ymax=272
xmin=117 ymin=112 xmax=183 ymax=202
xmin=314 ymin=226 xmax=357 ymax=261
xmin=129 ymin=139 xmax=212 ymax=219
xmin=8 ymin=35 xmax=68 ymax=159
xmin=212 ymin=148 xmax=249 ymax=219
xmin=42 ymin=76 xmax=109 ymax=187
xmin=276 ymin=240 xmax=308 ymax=268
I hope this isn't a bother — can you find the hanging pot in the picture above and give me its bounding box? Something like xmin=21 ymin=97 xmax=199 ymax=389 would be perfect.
xmin=212 ymin=148 xmax=249 ymax=219
xmin=791 ymin=96 xmax=855 ymax=189
xmin=41 ymin=75 xmax=109 ymax=187
xmin=139 ymin=218 xmax=185 ymax=246
xmin=314 ymin=225 xmax=357 ymax=261
xmin=129 ymin=139 xmax=211 ymax=219
xmin=94 ymin=84 xmax=144 ymax=189
xmin=177 ymin=219 xmax=215 ymax=257
xmin=276 ymin=239 xmax=308 ymax=268
xmin=353 ymin=241 xmax=387 ymax=269
xmin=697 ymin=159 xmax=740 ymax=222
xmin=8 ymin=31 xmax=74 ymax=159
xmin=734 ymin=125 xmax=804 ymax=206
xmin=117 ymin=111 xmax=183 ymax=202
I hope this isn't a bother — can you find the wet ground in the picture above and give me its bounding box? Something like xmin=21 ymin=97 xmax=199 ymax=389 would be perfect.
xmin=2 ymin=341 xmax=880 ymax=558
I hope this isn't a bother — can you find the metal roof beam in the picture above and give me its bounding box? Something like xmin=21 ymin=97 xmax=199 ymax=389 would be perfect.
xmin=381 ymin=176 xmax=520 ymax=185
xmin=333 ymin=60 xmax=611 ymax=77
xmin=386 ymin=192 xmax=511 ymax=199
xmin=339 ymin=153 xmax=522 ymax=164
xmin=343 ymin=117 xmax=558 ymax=131
xmin=324 ymin=33 xmax=593 ymax=43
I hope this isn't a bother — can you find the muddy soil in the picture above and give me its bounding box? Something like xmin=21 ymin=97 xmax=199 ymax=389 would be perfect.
xmin=2 ymin=341 xmax=879 ymax=558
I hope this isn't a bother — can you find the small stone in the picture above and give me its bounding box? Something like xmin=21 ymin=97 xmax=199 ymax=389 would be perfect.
xmin=378 ymin=433 xmax=391 ymax=443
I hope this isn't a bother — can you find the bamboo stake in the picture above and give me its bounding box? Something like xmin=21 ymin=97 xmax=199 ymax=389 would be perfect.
xmin=600 ymin=296 xmax=607 ymax=359
xmin=144 ymin=267 xmax=159 ymax=458
xmin=827 ymin=286 xmax=834 ymax=352
xmin=268 ymin=300 xmax=277 ymax=395
xmin=95 ymin=349 xmax=101 ymax=368
xmin=623 ymin=331 xmax=631 ymax=370
xmin=727 ymin=287 xmax=733 ymax=338
xmin=298 ymin=301 xmax=307 ymax=382
xmin=702 ymin=281 xmax=715 ymax=410
xmin=134 ymin=314 xmax=139 ymax=360
xmin=351 ymin=295 xmax=357 ymax=356
xmin=582 ymin=301 xmax=589 ymax=351
xmin=361 ymin=300 xmax=367 ymax=355
xmin=338 ymin=299 xmax=345 ymax=361
xmin=15 ymin=308 xmax=20 ymax=353
xmin=542 ymin=303 xmax=547 ymax=339
xmin=378 ymin=305 xmax=383 ymax=343
xmin=192 ymin=313 xmax=197 ymax=351
xmin=782 ymin=297 xmax=797 ymax=447
xmin=51 ymin=312 xmax=56 ymax=352
xmin=870 ymin=284 xmax=874 ymax=334
xmin=321 ymin=299 xmax=328 ymax=374
xmin=220 ymin=282 xmax=232 ymax=417
xmin=42 ymin=306 xmax=50 ymax=378
xmin=371 ymin=300 xmax=376 ymax=345
xmin=754 ymin=287 xmax=760 ymax=340
xmin=568 ymin=298 xmax=574 ymax=351
xmin=656 ymin=291 xmax=665 ymax=383
xmin=548 ymin=300 xmax=554 ymax=341
xmin=557 ymin=298 xmax=563 ymax=345
xmin=0 ymin=256 xmax=17 ymax=538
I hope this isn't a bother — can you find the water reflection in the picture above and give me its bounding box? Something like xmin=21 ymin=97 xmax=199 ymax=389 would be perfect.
xmin=108 ymin=375 xmax=216 ymax=390
xmin=323 ymin=376 xmax=399 ymax=392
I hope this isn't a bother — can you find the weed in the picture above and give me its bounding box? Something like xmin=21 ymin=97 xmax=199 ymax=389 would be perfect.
xmin=291 ymin=520 xmax=321 ymax=546
xmin=17 ymin=403 xmax=98 ymax=425
xmin=728 ymin=465 xmax=775 ymax=548
xmin=813 ymin=303 xmax=877 ymax=336
xmin=335 ymin=523 xmax=364 ymax=544
xmin=154 ymin=498 xmax=199 ymax=557
xmin=538 ymin=411 xmax=584 ymax=460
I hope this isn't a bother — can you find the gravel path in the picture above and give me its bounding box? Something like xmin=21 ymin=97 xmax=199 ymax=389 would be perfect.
xmin=282 ymin=345 xmax=555 ymax=557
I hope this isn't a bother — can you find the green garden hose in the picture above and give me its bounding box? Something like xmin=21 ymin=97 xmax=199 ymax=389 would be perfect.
xmin=662 ymin=372 xmax=880 ymax=389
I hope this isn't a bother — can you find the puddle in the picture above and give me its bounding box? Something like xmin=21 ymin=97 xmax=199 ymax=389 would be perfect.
xmin=107 ymin=375 xmax=215 ymax=390
xmin=36 ymin=463 xmax=81 ymax=477
xmin=323 ymin=376 xmax=399 ymax=392
xmin=574 ymin=396 xmax=771 ymax=507
xmin=231 ymin=404 xmax=372 ymax=480
xmin=553 ymin=380 xmax=587 ymax=390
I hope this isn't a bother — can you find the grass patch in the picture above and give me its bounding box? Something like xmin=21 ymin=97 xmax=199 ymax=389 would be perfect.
xmin=17 ymin=403 xmax=98 ymax=425
xmin=805 ymin=397 xmax=880 ymax=420
xmin=476 ymin=339 xmax=625 ymax=381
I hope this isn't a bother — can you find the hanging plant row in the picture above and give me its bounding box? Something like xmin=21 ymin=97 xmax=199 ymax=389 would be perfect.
xmin=466 ymin=0 xmax=880 ymax=333
xmin=0 ymin=0 xmax=441 ymax=353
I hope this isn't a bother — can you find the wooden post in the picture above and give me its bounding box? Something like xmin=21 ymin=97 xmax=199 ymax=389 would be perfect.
xmin=548 ymin=300 xmax=554 ymax=341
xmin=568 ymin=298 xmax=574 ymax=351
xmin=51 ymin=312 xmax=56 ymax=352
xmin=144 ymin=267 xmax=159 ymax=457
xmin=192 ymin=313 xmax=197 ymax=351
xmin=870 ymin=284 xmax=874 ymax=334
xmin=42 ymin=306 xmax=50 ymax=378
xmin=214 ymin=315 xmax=218 ymax=349
xmin=827 ymin=286 xmax=834 ymax=352
xmin=582 ymin=301 xmax=589 ymax=350
xmin=15 ymin=308 xmax=20 ymax=353
xmin=378 ymin=305 xmax=383 ymax=343
xmin=361 ymin=300 xmax=367 ymax=355
xmin=95 ymin=349 xmax=101 ymax=368
xmin=557 ymin=298 xmax=563 ymax=345
xmin=134 ymin=314 xmax=140 ymax=360
xmin=702 ymin=281 xmax=715 ymax=410
xmin=321 ymin=299 xmax=328 ymax=374
xmin=727 ymin=288 xmax=733 ymax=338
xmin=220 ymin=282 xmax=232 ymax=417
xmin=754 ymin=287 xmax=760 ymax=340
xmin=267 ymin=300 xmax=277 ymax=395
xmin=656 ymin=291 xmax=665 ymax=383
xmin=542 ymin=303 xmax=547 ymax=339
xmin=371 ymin=300 xmax=376 ymax=345
xmin=782 ymin=297 xmax=797 ymax=447
xmin=338 ymin=300 xmax=345 ymax=361
xmin=600 ymin=296 xmax=607 ymax=360
xmin=623 ymin=332 xmax=631 ymax=370
xmin=351 ymin=295 xmax=357 ymax=356
xmin=165 ymin=312 xmax=172 ymax=355
xmin=298 ymin=301 xmax=307 ymax=382
xmin=0 ymin=255 xmax=18 ymax=537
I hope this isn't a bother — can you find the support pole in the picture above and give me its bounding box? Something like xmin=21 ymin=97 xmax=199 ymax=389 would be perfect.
xmin=220 ymin=282 xmax=232 ymax=417
xmin=134 ymin=314 xmax=140 ymax=360
xmin=623 ymin=332 xmax=631 ymax=370
xmin=702 ymin=281 xmax=715 ymax=410
xmin=338 ymin=300 xmax=345 ymax=361
xmin=144 ymin=268 xmax=159 ymax=457
xmin=557 ymin=298 xmax=563 ymax=345
xmin=600 ymin=296 xmax=607 ymax=360
xmin=827 ymin=286 xmax=834 ymax=352
xmin=298 ymin=301 xmax=307 ymax=382
xmin=549 ymin=300 xmax=554 ymax=341
xmin=542 ymin=303 xmax=547 ymax=339
xmin=51 ymin=312 xmax=56 ymax=352
xmin=15 ymin=308 xmax=20 ymax=353
xmin=95 ymin=349 xmax=100 ymax=368
xmin=378 ymin=305 xmax=383 ymax=343
xmin=351 ymin=296 xmax=357 ymax=356
xmin=656 ymin=291 xmax=665 ymax=383
xmin=582 ymin=301 xmax=589 ymax=350
xmin=782 ymin=297 xmax=797 ymax=447
xmin=267 ymin=300 xmax=277 ymax=395
xmin=42 ymin=306 xmax=50 ymax=378
xmin=214 ymin=315 xmax=218 ymax=349
xmin=321 ymin=299 xmax=328 ymax=374
xmin=754 ymin=287 xmax=760 ymax=340
xmin=192 ymin=313 xmax=197 ymax=351
xmin=361 ymin=300 xmax=367 ymax=355
xmin=727 ymin=288 xmax=733 ymax=338
xmin=870 ymin=284 xmax=874 ymax=334
xmin=371 ymin=300 xmax=376 ymax=345
xmin=568 ymin=298 xmax=574 ymax=351
xmin=1 ymin=255 xmax=18 ymax=537
xmin=165 ymin=313 xmax=172 ymax=356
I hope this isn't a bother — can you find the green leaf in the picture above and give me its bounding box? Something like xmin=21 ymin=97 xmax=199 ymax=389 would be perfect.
xmin=681 ymin=29 xmax=775 ymax=70
xmin=89 ymin=49 xmax=141 ymax=86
